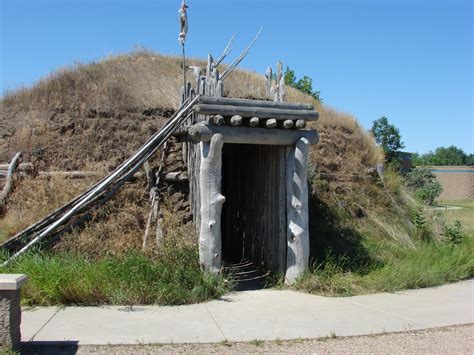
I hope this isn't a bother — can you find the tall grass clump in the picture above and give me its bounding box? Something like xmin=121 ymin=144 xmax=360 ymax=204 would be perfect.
xmin=296 ymin=157 xmax=474 ymax=296
xmin=296 ymin=237 xmax=473 ymax=296
xmin=0 ymin=238 xmax=230 ymax=306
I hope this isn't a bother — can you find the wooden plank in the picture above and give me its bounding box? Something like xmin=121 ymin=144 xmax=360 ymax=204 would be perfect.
xmin=195 ymin=104 xmax=319 ymax=121
xmin=188 ymin=122 xmax=318 ymax=146
xmin=198 ymin=96 xmax=314 ymax=111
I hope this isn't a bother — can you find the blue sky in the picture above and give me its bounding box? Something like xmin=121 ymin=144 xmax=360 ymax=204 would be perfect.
xmin=1 ymin=0 xmax=472 ymax=154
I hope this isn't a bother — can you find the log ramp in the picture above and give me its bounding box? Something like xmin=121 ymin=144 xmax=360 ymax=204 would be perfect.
xmin=1 ymin=57 xmax=318 ymax=286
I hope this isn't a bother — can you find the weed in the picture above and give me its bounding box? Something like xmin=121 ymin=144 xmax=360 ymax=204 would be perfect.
xmin=412 ymin=210 xmax=431 ymax=241
xmin=249 ymin=339 xmax=264 ymax=347
xmin=274 ymin=338 xmax=283 ymax=346
xmin=0 ymin=345 xmax=18 ymax=355
xmin=220 ymin=340 xmax=232 ymax=348
xmin=442 ymin=220 xmax=463 ymax=245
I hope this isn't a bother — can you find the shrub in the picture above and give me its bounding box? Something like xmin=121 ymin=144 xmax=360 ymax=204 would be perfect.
xmin=405 ymin=167 xmax=443 ymax=205
xmin=442 ymin=220 xmax=463 ymax=245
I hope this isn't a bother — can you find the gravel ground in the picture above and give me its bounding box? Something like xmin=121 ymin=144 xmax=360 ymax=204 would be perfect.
xmin=22 ymin=324 xmax=473 ymax=354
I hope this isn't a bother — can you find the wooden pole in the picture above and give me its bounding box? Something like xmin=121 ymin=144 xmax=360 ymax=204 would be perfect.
xmin=285 ymin=138 xmax=310 ymax=284
xmin=199 ymin=134 xmax=225 ymax=273
xmin=0 ymin=152 xmax=22 ymax=208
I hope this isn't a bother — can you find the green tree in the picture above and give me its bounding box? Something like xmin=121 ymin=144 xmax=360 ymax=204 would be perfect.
xmin=466 ymin=154 xmax=474 ymax=166
xmin=430 ymin=146 xmax=467 ymax=165
xmin=284 ymin=67 xmax=321 ymax=102
xmin=405 ymin=167 xmax=443 ymax=205
xmin=370 ymin=116 xmax=405 ymax=164
xmin=413 ymin=146 xmax=471 ymax=166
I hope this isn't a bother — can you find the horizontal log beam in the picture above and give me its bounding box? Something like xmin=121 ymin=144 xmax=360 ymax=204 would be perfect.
xmin=194 ymin=104 xmax=319 ymax=121
xmin=160 ymin=172 xmax=188 ymax=182
xmin=0 ymin=163 xmax=34 ymax=172
xmin=188 ymin=122 xmax=318 ymax=146
xmin=198 ymin=96 xmax=315 ymax=110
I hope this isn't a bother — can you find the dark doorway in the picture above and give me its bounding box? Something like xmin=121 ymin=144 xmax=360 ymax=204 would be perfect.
xmin=221 ymin=144 xmax=287 ymax=275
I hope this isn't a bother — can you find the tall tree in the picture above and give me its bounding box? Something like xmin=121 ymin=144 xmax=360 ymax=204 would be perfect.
xmin=370 ymin=116 xmax=405 ymax=163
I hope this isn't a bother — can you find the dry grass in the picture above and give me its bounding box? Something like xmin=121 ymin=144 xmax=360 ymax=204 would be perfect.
xmin=0 ymin=176 xmax=97 ymax=241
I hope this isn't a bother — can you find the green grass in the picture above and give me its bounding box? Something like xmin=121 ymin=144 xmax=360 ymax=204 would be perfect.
xmin=295 ymin=175 xmax=474 ymax=297
xmin=296 ymin=237 xmax=474 ymax=296
xmin=438 ymin=198 xmax=474 ymax=236
xmin=0 ymin=247 xmax=231 ymax=306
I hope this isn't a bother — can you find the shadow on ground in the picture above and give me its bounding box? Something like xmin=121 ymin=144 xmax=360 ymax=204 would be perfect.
xmin=20 ymin=341 xmax=79 ymax=355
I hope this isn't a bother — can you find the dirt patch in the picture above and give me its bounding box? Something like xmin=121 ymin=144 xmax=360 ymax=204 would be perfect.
xmin=25 ymin=324 xmax=472 ymax=354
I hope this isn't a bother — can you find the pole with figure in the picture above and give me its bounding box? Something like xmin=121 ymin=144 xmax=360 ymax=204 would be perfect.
xmin=179 ymin=0 xmax=189 ymax=101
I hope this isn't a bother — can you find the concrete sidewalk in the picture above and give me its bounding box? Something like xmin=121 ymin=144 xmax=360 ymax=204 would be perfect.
xmin=21 ymin=280 xmax=473 ymax=345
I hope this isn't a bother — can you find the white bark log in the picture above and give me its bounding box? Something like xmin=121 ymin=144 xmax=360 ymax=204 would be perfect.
xmin=265 ymin=67 xmax=273 ymax=98
xmin=0 ymin=163 xmax=33 ymax=172
xmin=249 ymin=116 xmax=260 ymax=127
xmin=230 ymin=115 xmax=243 ymax=126
xmin=199 ymin=134 xmax=225 ymax=273
xmin=285 ymin=138 xmax=310 ymax=284
xmin=265 ymin=118 xmax=277 ymax=128
xmin=282 ymin=120 xmax=294 ymax=129
xmin=279 ymin=73 xmax=286 ymax=102
xmin=0 ymin=152 xmax=22 ymax=207
xmin=213 ymin=114 xmax=224 ymax=126
xmin=295 ymin=119 xmax=306 ymax=129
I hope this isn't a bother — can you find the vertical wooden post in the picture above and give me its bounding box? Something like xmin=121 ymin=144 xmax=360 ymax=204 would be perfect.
xmin=265 ymin=67 xmax=272 ymax=98
xmin=285 ymin=137 xmax=310 ymax=284
xmin=199 ymin=134 xmax=225 ymax=273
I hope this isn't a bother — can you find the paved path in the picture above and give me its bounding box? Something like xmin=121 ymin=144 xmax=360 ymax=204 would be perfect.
xmin=21 ymin=280 xmax=473 ymax=345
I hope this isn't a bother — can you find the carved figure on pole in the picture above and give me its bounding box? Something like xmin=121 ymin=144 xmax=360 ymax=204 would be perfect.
xmin=178 ymin=0 xmax=189 ymax=100
xmin=178 ymin=0 xmax=188 ymax=45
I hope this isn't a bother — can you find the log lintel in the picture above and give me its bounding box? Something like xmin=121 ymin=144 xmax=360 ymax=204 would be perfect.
xmin=188 ymin=122 xmax=318 ymax=146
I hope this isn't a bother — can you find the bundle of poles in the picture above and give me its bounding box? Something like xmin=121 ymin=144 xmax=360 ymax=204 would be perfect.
xmin=1 ymin=95 xmax=201 ymax=266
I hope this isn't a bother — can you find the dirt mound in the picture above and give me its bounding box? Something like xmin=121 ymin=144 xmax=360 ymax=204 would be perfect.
xmin=1 ymin=50 xmax=395 ymax=258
